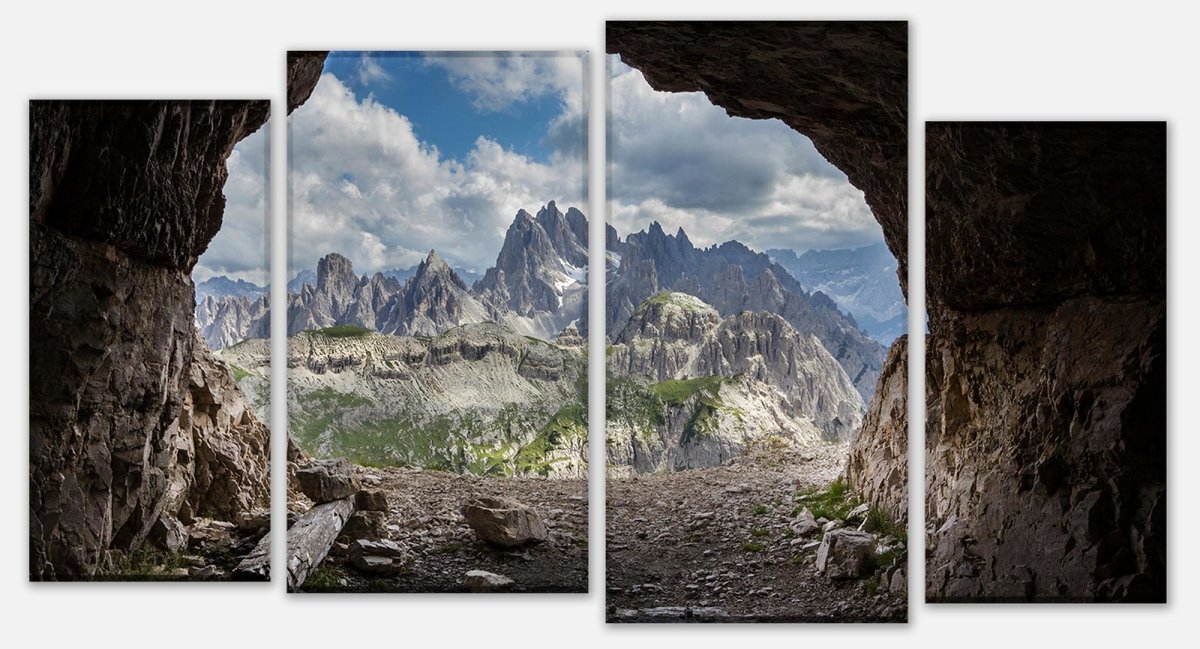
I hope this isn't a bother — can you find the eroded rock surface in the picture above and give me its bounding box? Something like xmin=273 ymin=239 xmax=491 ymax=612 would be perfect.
xmin=846 ymin=336 xmax=908 ymax=526
xmin=924 ymin=123 xmax=1166 ymax=602
xmin=29 ymin=56 xmax=326 ymax=580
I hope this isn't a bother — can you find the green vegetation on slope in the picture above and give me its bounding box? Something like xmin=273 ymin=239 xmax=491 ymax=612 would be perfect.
xmin=637 ymin=291 xmax=707 ymax=313
xmin=313 ymin=324 xmax=373 ymax=338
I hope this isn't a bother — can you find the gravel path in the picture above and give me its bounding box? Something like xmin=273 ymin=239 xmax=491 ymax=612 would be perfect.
xmin=605 ymin=444 xmax=906 ymax=622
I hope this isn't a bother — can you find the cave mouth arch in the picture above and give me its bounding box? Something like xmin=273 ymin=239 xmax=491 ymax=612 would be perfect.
xmin=605 ymin=20 xmax=909 ymax=296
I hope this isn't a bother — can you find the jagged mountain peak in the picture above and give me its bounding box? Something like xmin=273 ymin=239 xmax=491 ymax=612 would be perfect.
xmin=410 ymin=249 xmax=467 ymax=291
xmin=317 ymin=252 xmax=357 ymax=292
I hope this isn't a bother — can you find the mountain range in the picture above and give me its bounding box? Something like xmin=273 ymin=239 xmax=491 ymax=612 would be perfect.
xmin=605 ymin=222 xmax=887 ymax=402
xmin=767 ymin=243 xmax=906 ymax=345
xmin=195 ymin=201 xmax=590 ymax=350
xmin=605 ymin=292 xmax=864 ymax=473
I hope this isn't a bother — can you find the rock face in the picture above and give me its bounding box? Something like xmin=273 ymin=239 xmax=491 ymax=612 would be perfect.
xmin=181 ymin=333 xmax=271 ymax=522
xmin=606 ymin=222 xmax=885 ymax=402
xmin=461 ymin=496 xmax=549 ymax=548
xmin=924 ymin=123 xmax=1166 ymax=602
xmin=27 ymin=92 xmax=299 ymax=579
xmin=606 ymin=292 xmax=864 ymax=473
xmin=846 ymin=336 xmax=908 ymax=526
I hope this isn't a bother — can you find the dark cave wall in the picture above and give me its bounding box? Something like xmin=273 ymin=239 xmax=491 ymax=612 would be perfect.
xmin=29 ymin=58 xmax=325 ymax=579
xmin=925 ymin=123 xmax=1166 ymax=602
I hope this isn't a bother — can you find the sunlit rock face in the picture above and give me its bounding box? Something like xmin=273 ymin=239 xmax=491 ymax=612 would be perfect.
xmin=924 ymin=123 xmax=1166 ymax=602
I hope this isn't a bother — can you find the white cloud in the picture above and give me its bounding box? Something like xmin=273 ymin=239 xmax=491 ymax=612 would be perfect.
xmin=425 ymin=52 xmax=583 ymax=114
xmin=355 ymin=53 xmax=391 ymax=86
xmin=608 ymin=56 xmax=883 ymax=254
xmin=287 ymin=69 xmax=586 ymax=276
xmin=194 ymin=124 xmax=269 ymax=286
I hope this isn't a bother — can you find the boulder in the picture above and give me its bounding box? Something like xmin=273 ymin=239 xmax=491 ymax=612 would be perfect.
xmin=295 ymin=458 xmax=360 ymax=503
xmin=462 ymin=496 xmax=548 ymax=548
xmin=464 ymin=570 xmax=514 ymax=592
xmin=338 ymin=511 xmax=388 ymax=541
xmin=355 ymin=489 xmax=389 ymax=512
xmin=347 ymin=538 xmax=407 ymax=576
xmin=791 ymin=508 xmax=819 ymax=537
xmin=816 ymin=528 xmax=875 ymax=579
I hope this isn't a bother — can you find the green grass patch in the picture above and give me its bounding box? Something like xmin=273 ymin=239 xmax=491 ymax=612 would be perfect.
xmin=313 ymin=324 xmax=373 ymax=338
xmin=793 ymin=476 xmax=855 ymax=521
xmin=750 ymin=528 xmax=770 ymax=537
xmin=752 ymin=504 xmax=769 ymax=516
xmin=741 ymin=541 xmax=765 ymax=553
xmin=230 ymin=364 xmax=252 ymax=381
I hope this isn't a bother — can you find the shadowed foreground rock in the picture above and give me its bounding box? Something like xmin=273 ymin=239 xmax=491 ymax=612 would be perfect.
xmin=28 ymin=55 xmax=326 ymax=580
xmin=924 ymin=123 xmax=1166 ymax=602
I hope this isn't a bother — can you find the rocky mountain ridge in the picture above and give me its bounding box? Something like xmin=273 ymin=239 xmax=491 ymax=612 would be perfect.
xmin=606 ymin=222 xmax=886 ymax=402
xmin=196 ymin=202 xmax=589 ymax=349
xmin=224 ymin=321 xmax=588 ymax=478
xmin=605 ymin=292 xmax=864 ymax=474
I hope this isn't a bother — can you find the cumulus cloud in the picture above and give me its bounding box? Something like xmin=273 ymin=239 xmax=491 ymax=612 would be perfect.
xmin=427 ymin=52 xmax=588 ymax=159
xmin=288 ymin=68 xmax=585 ymax=276
xmin=608 ymin=56 xmax=884 ymax=254
xmin=194 ymin=125 xmax=269 ymax=285
xmin=425 ymin=52 xmax=583 ymax=114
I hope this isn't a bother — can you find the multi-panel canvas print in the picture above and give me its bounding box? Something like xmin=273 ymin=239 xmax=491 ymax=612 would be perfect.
xmin=924 ymin=122 xmax=1166 ymax=603
xmin=284 ymin=51 xmax=589 ymax=593
xmin=30 ymin=100 xmax=273 ymax=581
xmin=604 ymin=21 xmax=909 ymax=622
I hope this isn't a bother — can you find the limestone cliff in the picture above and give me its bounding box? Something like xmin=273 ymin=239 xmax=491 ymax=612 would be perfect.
xmin=606 ymin=293 xmax=864 ymax=474
xmin=846 ymin=336 xmax=907 ymax=526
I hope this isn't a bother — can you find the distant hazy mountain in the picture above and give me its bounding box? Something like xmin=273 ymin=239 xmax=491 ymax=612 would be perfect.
xmin=767 ymin=243 xmax=906 ymax=345
xmin=287 ymin=269 xmax=318 ymax=293
xmin=196 ymin=276 xmax=267 ymax=302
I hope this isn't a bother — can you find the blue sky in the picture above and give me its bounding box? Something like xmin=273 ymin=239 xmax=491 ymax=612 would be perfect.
xmin=322 ymin=52 xmax=566 ymax=164
xmin=287 ymin=51 xmax=587 ymax=276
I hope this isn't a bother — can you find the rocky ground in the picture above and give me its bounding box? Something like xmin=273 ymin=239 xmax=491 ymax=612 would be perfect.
xmin=606 ymin=444 xmax=906 ymax=622
xmin=295 ymin=467 xmax=588 ymax=593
